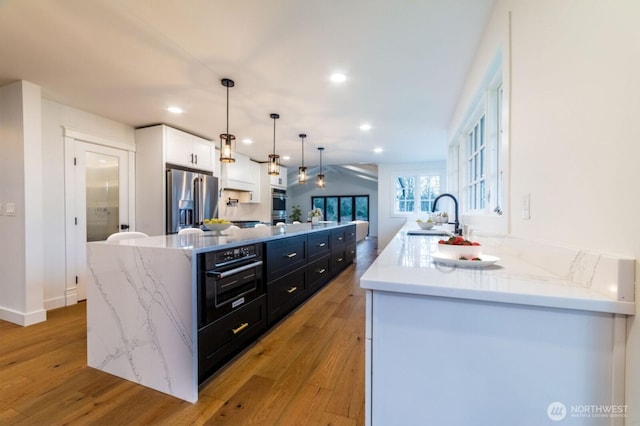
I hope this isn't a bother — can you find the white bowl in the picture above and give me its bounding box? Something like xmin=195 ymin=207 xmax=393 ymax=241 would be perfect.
xmin=204 ymin=223 xmax=231 ymax=233
xmin=437 ymin=242 xmax=482 ymax=259
xmin=417 ymin=221 xmax=435 ymax=230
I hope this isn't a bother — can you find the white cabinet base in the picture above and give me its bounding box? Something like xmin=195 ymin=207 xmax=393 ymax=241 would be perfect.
xmin=366 ymin=291 xmax=626 ymax=426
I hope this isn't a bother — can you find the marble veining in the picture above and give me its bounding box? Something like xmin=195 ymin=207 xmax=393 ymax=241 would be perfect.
xmin=87 ymin=243 xmax=197 ymax=402
xmin=361 ymin=226 xmax=635 ymax=315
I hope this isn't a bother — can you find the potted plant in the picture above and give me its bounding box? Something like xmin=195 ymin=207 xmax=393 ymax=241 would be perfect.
xmin=289 ymin=205 xmax=302 ymax=223
xmin=308 ymin=207 xmax=323 ymax=224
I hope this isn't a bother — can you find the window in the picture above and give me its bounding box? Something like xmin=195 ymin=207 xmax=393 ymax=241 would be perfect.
xmin=312 ymin=195 xmax=369 ymax=222
xmin=458 ymin=66 xmax=504 ymax=215
xmin=393 ymin=173 xmax=441 ymax=214
xmin=467 ymin=115 xmax=486 ymax=210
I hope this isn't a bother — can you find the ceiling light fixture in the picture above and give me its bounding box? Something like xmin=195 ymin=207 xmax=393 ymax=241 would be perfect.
xmin=167 ymin=106 xmax=183 ymax=114
xmin=374 ymin=147 xmax=383 ymax=153
xmin=219 ymin=78 xmax=236 ymax=163
xmin=298 ymin=133 xmax=308 ymax=184
xmin=330 ymin=73 xmax=347 ymax=83
xmin=317 ymin=147 xmax=325 ymax=188
xmin=268 ymin=113 xmax=280 ymax=176
xmin=360 ymin=123 xmax=372 ymax=131
xmin=242 ymin=138 xmax=253 ymax=144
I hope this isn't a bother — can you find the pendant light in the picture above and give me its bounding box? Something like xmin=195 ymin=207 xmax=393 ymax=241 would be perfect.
xmin=298 ymin=133 xmax=307 ymax=184
xmin=219 ymin=78 xmax=236 ymax=163
xmin=268 ymin=113 xmax=280 ymax=176
xmin=316 ymin=147 xmax=325 ymax=188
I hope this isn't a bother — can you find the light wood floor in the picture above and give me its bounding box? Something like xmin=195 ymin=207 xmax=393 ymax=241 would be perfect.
xmin=0 ymin=238 xmax=378 ymax=426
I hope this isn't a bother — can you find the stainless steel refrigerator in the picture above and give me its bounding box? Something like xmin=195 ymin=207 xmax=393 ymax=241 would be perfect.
xmin=166 ymin=168 xmax=218 ymax=234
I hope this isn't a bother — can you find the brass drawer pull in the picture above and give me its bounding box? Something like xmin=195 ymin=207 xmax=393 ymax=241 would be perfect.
xmin=286 ymin=286 xmax=298 ymax=294
xmin=337 ymin=237 xmax=343 ymax=241
xmin=337 ymin=257 xmax=344 ymax=262
xmin=317 ymin=268 xmax=326 ymax=274
xmin=318 ymin=242 xmax=326 ymax=247
xmin=286 ymin=252 xmax=297 ymax=258
xmin=232 ymin=322 xmax=249 ymax=335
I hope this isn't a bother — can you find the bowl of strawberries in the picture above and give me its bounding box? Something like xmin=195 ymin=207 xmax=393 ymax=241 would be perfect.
xmin=437 ymin=235 xmax=482 ymax=260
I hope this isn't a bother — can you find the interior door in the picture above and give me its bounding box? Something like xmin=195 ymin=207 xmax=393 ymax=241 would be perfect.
xmin=65 ymin=139 xmax=132 ymax=302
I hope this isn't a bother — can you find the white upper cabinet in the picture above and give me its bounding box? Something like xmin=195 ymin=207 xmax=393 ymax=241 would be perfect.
xmin=164 ymin=126 xmax=214 ymax=173
xmin=269 ymin=165 xmax=287 ymax=189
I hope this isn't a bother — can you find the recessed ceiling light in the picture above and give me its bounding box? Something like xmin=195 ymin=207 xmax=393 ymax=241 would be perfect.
xmin=360 ymin=123 xmax=372 ymax=131
xmin=167 ymin=106 xmax=183 ymax=114
xmin=374 ymin=147 xmax=383 ymax=153
xmin=330 ymin=73 xmax=347 ymax=83
xmin=242 ymin=138 xmax=253 ymax=144
xmin=282 ymin=155 xmax=291 ymax=161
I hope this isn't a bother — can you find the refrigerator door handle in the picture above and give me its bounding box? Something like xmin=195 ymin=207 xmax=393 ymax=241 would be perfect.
xmin=194 ymin=176 xmax=201 ymax=226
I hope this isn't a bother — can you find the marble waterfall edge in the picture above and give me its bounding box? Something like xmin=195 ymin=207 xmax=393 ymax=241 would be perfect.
xmin=87 ymin=243 xmax=198 ymax=402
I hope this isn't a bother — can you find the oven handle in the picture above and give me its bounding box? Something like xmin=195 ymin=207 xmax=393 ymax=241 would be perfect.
xmin=207 ymin=260 xmax=263 ymax=279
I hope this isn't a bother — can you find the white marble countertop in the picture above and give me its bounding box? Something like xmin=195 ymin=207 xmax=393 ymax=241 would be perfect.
xmin=360 ymin=226 xmax=635 ymax=315
xmin=96 ymin=222 xmax=352 ymax=253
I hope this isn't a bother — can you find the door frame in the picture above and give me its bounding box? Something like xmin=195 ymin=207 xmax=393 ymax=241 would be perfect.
xmin=63 ymin=127 xmax=136 ymax=304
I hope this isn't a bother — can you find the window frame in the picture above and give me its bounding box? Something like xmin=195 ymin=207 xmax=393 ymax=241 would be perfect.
xmin=391 ymin=168 xmax=446 ymax=217
xmin=458 ymin=68 xmax=504 ymax=217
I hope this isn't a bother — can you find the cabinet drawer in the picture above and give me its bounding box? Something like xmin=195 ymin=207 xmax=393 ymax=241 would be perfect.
xmin=308 ymin=231 xmax=330 ymax=261
xmin=266 ymin=236 xmax=307 ymax=282
xmin=331 ymin=249 xmax=347 ymax=275
xmin=267 ymin=267 xmax=307 ymax=325
xmin=345 ymin=242 xmax=356 ymax=265
xmin=308 ymin=255 xmax=331 ymax=294
xmin=345 ymin=224 xmax=357 ymax=243
xmin=331 ymin=228 xmax=346 ymax=247
xmin=198 ymin=295 xmax=267 ymax=383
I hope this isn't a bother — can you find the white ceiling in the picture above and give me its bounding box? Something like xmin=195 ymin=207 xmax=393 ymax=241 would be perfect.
xmin=0 ymin=0 xmax=494 ymax=168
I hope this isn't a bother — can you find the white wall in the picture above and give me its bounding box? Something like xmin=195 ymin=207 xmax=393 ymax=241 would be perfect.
xmin=287 ymin=170 xmax=379 ymax=236
xmin=1 ymin=82 xmax=136 ymax=324
xmin=41 ymin=98 xmax=135 ymax=310
xmin=0 ymin=81 xmax=46 ymax=325
xmin=451 ymin=0 xmax=640 ymax=419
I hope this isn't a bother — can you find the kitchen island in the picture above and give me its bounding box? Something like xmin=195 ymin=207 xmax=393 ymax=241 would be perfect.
xmin=360 ymin=227 xmax=635 ymax=425
xmin=86 ymin=222 xmax=356 ymax=402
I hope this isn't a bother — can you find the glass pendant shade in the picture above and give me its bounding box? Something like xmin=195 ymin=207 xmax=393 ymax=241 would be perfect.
xmin=268 ymin=154 xmax=280 ymax=176
xmin=316 ymin=147 xmax=325 ymax=188
xmin=219 ymin=78 xmax=236 ymax=163
xmin=219 ymin=133 xmax=235 ymax=163
xmin=268 ymin=113 xmax=280 ymax=176
xmin=298 ymin=133 xmax=307 ymax=184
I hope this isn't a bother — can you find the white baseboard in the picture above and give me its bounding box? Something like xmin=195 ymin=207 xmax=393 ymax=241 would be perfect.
xmin=0 ymin=306 xmax=47 ymax=326
xmin=44 ymin=296 xmax=67 ymax=311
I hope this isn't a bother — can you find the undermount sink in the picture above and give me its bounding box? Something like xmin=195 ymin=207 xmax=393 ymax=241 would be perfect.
xmin=406 ymin=229 xmax=453 ymax=236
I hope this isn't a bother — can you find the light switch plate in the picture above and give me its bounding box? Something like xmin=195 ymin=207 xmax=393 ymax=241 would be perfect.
xmin=6 ymin=203 xmax=16 ymax=216
xmin=521 ymin=194 xmax=530 ymax=220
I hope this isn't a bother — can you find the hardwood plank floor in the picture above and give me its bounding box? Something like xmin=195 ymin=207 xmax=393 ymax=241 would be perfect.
xmin=0 ymin=238 xmax=377 ymax=425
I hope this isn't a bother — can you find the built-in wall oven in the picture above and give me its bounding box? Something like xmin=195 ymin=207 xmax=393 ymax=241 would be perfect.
xmin=271 ymin=188 xmax=287 ymax=224
xmin=198 ymin=244 xmax=264 ymax=327
xmin=197 ymin=243 xmax=266 ymax=383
